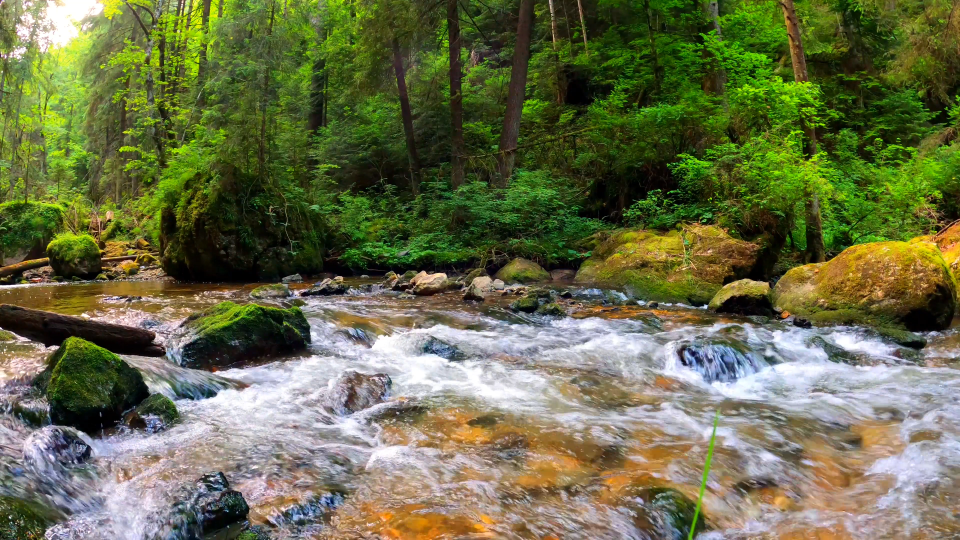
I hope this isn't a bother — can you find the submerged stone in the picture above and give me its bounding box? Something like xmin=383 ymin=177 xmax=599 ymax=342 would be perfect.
xmin=875 ymin=326 xmax=927 ymax=349
xmin=45 ymin=337 xmax=149 ymax=433
xmin=495 ymin=258 xmax=550 ymax=284
xmin=676 ymin=339 xmax=767 ymax=383
xmin=266 ymin=488 xmax=346 ymax=527
xmin=325 ymin=371 xmax=392 ymax=415
xmin=174 ymin=301 xmax=311 ymax=369
xmin=250 ymin=283 xmax=292 ymax=299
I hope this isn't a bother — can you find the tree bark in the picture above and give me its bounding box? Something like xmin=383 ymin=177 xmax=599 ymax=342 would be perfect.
xmin=392 ymin=37 xmax=422 ymax=195
xmin=780 ymin=0 xmax=825 ymax=263
xmin=0 ymin=304 xmax=166 ymax=357
xmin=197 ymin=0 xmax=213 ymax=85
xmin=703 ymin=0 xmax=726 ymax=97
xmin=575 ymin=0 xmax=589 ymax=54
xmin=448 ymin=0 xmax=465 ymax=188
xmin=495 ymin=0 xmax=535 ymax=185
xmin=308 ymin=27 xmax=327 ymax=134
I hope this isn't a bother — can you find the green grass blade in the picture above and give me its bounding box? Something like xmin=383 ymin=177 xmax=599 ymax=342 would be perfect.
xmin=689 ymin=409 xmax=720 ymax=540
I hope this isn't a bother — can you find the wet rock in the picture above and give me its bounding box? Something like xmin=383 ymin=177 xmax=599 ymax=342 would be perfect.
xmin=569 ymin=373 xmax=637 ymax=409
xmin=22 ymin=426 xmax=92 ymax=474
xmin=463 ymin=267 xmax=487 ymax=284
xmin=576 ymin=225 xmax=761 ymax=305
xmin=892 ymin=347 xmax=924 ymax=364
xmin=0 ymin=495 xmax=58 ymax=539
xmin=47 ymin=233 xmax=102 ymax=279
xmin=603 ymin=290 xmax=629 ymax=306
xmin=550 ymin=269 xmax=577 ymax=281
xmin=412 ymin=272 xmax=448 ymax=296
xmin=676 ymin=339 xmax=767 ymax=383
xmin=393 ymin=270 xmax=419 ymax=290
xmin=509 ymin=295 xmax=540 ymax=313
xmin=0 ymin=380 xmax=49 ymax=427
xmin=125 ymin=394 xmax=179 ymax=432
xmin=623 ymin=486 xmax=706 ymax=540
xmin=793 ymin=317 xmax=812 ymax=329
xmin=467 ymin=413 xmax=503 ymax=428
xmin=535 ymin=302 xmax=566 ymax=317
xmin=875 ymin=326 xmax=927 ymax=349
xmin=325 ymin=371 xmax=391 ymax=415
xmin=421 ymin=336 xmax=464 ymax=361
xmin=45 ymin=337 xmax=150 ymax=433
xmin=194 ymin=473 xmax=250 ymax=532
xmin=173 ymin=302 xmax=311 ymax=370
xmin=281 ymin=273 xmax=303 ymax=284
xmin=382 ymin=271 xmax=400 ymax=289
xmin=772 ymin=241 xmax=957 ymax=331
xmin=250 ymin=283 xmax=292 ymax=299
xmin=118 ymin=260 xmax=140 ymax=276
xmin=809 ymin=336 xmax=862 ymax=365
xmin=266 ymin=488 xmax=346 ymax=527
xmin=708 ymin=279 xmax=773 ymax=317
xmin=362 ymin=398 xmax=428 ymax=423
xmin=335 ymin=327 xmax=375 ymax=347
xmin=463 ymin=276 xmax=495 ymax=301
xmin=495 ymin=258 xmax=550 ymax=284
xmin=301 ymin=276 xmax=348 ymax=296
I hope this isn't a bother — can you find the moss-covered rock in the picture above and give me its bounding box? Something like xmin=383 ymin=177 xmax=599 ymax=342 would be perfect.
xmin=535 ymin=302 xmax=566 ymax=317
xmin=119 ymin=260 xmax=140 ymax=276
xmin=159 ymin=170 xmax=326 ymax=281
xmin=46 ymin=233 xmax=102 ymax=279
xmin=495 ymin=258 xmax=550 ymax=284
xmin=45 ymin=337 xmax=149 ymax=433
xmin=0 ymin=496 xmax=57 ymax=540
xmin=174 ymin=301 xmax=311 ymax=369
xmin=934 ymin=221 xmax=960 ymax=287
xmin=771 ymin=241 xmax=957 ymax=331
xmin=510 ymin=295 xmax=540 ymax=313
xmin=575 ymin=225 xmax=761 ymax=305
xmin=0 ymin=201 xmax=64 ymax=265
xmin=708 ymin=279 xmax=773 ymax=317
xmin=132 ymin=394 xmax=180 ymax=427
xmin=250 ymin=283 xmax=292 ymax=299
xmin=0 ymin=330 xmax=15 ymax=342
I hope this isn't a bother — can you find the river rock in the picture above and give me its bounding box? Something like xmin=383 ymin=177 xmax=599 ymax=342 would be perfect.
xmin=510 ymin=295 xmax=540 ymax=313
xmin=0 ymin=379 xmax=49 ymax=427
xmin=45 ymin=337 xmax=150 ymax=433
xmin=624 ymin=486 xmax=706 ymax=540
xmin=266 ymin=489 xmax=346 ymax=527
xmin=22 ymin=425 xmax=92 ymax=475
xmin=934 ymin=221 xmax=960 ymax=277
xmin=325 ymin=371 xmax=392 ymax=415
xmin=302 ymin=276 xmax=348 ymax=296
xmin=382 ymin=271 xmax=400 ymax=289
xmin=463 ymin=276 xmax=495 ymax=301
xmin=0 ymin=495 xmax=58 ymax=539
xmin=495 ymin=258 xmax=550 ymax=284
xmin=165 ymin=472 xmax=250 ymax=538
xmin=463 ymin=268 xmax=487 ymax=284
xmin=282 ymin=273 xmax=303 ymax=284
xmin=118 ymin=260 xmax=140 ymax=276
xmin=708 ymin=279 xmax=773 ymax=317
xmin=412 ymin=272 xmax=448 ymax=296
xmin=421 ymin=336 xmax=464 ymax=361
xmin=250 ymin=283 xmax=292 ymax=299
xmin=124 ymin=394 xmax=179 ymax=432
xmin=676 ymin=339 xmax=767 ymax=383
xmin=550 ymin=269 xmax=577 ymax=282
xmin=173 ymin=301 xmax=311 ymax=369
xmin=46 ymin=233 xmax=102 ymax=279
xmin=576 ymin=225 xmax=760 ymax=305
xmin=535 ymin=302 xmax=566 ymax=317
xmin=771 ymin=241 xmax=957 ymax=331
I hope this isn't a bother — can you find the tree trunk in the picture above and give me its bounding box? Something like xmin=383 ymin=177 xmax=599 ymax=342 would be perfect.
xmin=392 ymin=37 xmax=422 ymax=195
xmin=575 ymin=0 xmax=589 ymax=54
xmin=780 ymin=0 xmax=826 ymax=263
xmin=258 ymin=0 xmax=277 ymax=180
xmin=198 ymin=0 xmax=213 ymax=85
xmin=547 ymin=0 xmax=565 ymax=104
xmin=644 ymin=0 xmax=663 ymax=94
xmin=703 ymin=0 xmax=726 ymax=97
xmin=448 ymin=0 xmax=465 ymax=188
xmin=495 ymin=0 xmax=535 ymax=186
xmin=0 ymin=304 xmax=166 ymax=356
xmin=308 ymin=27 xmax=327 ymax=134
xmin=218 ymin=0 xmax=225 ymax=17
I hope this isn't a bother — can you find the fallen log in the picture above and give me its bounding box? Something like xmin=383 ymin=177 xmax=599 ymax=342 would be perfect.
xmin=0 ymin=304 xmax=166 ymax=357
xmin=0 ymin=254 xmax=143 ymax=279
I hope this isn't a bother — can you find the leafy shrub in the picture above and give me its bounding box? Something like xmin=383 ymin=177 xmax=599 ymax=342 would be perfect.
xmin=0 ymin=202 xmax=65 ymax=260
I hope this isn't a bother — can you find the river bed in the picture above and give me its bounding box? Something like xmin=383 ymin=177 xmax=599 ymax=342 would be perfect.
xmin=1 ymin=280 xmax=959 ymax=539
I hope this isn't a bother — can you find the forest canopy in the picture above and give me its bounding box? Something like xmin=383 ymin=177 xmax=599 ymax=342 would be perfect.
xmin=1 ymin=0 xmax=959 ymax=275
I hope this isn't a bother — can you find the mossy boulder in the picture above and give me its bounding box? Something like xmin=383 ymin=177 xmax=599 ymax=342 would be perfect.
xmin=495 ymin=258 xmax=550 ymax=284
xmin=771 ymin=241 xmax=957 ymax=331
xmin=0 ymin=201 xmax=64 ymax=265
xmin=45 ymin=337 xmax=149 ymax=433
xmin=576 ymin=225 xmax=761 ymax=305
xmin=0 ymin=496 xmax=57 ymax=540
xmin=174 ymin=301 xmax=311 ymax=369
xmin=126 ymin=393 xmax=180 ymax=432
xmin=119 ymin=260 xmax=140 ymax=276
xmin=708 ymin=279 xmax=773 ymax=317
xmin=46 ymin=233 xmax=102 ymax=279
xmin=250 ymin=283 xmax=292 ymax=299
xmin=159 ymin=170 xmax=326 ymax=281
xmin=510 ymin=295 xmax=540 ymax=313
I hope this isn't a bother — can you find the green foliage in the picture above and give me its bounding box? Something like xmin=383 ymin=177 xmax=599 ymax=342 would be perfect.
xmin=0 ymin=201 xmax=64 ymax=258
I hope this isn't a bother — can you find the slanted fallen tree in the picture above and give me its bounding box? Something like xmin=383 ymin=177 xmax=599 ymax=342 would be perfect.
xmin=0 ymin=304 xmax=166 ymax=356
xmin=0 ymin=255 xmax=140 ymax=278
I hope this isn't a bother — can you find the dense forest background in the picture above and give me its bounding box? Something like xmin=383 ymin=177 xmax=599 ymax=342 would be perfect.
xmin=1 ymin=0 xmax=959 ymax=275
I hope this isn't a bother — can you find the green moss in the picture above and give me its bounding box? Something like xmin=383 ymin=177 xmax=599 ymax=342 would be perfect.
xmin=495 ymin=258 xmax=550 ymax=284
xmin=250 ymin=283 xmax=292 ymax=299
xmin=0 ymin=330 xmax=16 ymax=342
xmin=0 ymin=496 xmax=57 ymax=540
xmin=0 ymin=201 xmax=64 ymax=262
xmin=119 ymin=261 xmax=140 ymax=276
xmin=645 ymin=487 xmax=706 ymax=540
xmin=46 ymin=233 xmax=102 ymax=278
xmin=708 ymin=279 xmax=773 ymax=316
xmin=135 ymin=394 xmax=180 ymax=424
xmin=510 ymin=296 xmax=540 ymax=313
xmin=46 ymin=337 xmax=149 ymax=433
xmin=535 ymin=302 xmax=566 ymax=317
xmin=179 ymin=301 xmax=311 ymax=369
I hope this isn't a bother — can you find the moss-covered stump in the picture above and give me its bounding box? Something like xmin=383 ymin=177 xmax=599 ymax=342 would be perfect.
xmin=771 ymin=241 xmax=957 ymax=331
xmin=495 ymin=258 xmax=550 ymax=284
xmin=174 ymin=301 xmax=311 ymax=369
xmin=575 ymin=225 xmax=761 ymax=305
xmin=0 ymin=496 xmax=57 ymax=540
xmin=45 ymin=337 xmax=149 ymax=433
xmin=0 ymin=201 xmax=64 ymax=266
xmin=250 ymin=283 xmax=292 ymax=299
xmin=708 ymin=279 xmax=773 ymax=317
xmin=46 ymin=233 xmax=102 ymax=279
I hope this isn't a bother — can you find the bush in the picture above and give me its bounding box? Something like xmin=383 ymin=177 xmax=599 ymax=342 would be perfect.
xmin=0 ymin=202 xmax=64 ymax=261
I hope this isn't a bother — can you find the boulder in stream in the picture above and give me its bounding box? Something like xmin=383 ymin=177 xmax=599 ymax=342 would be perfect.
xmin=676 ymin=339 xmax=767 ymax=383
xmin=0 ymin=495 xmax=58 ymax=540
xmin=173 ymin=301 xmax=311 ymax=369
xmin=708 ymin=279 xmax=773 ymax=317
xmin=412 ymin=272 xmax=448 ymax=296
xmin=301 ymin=276 xmax=348 ymax=296
xmin=22 ymin=425 xmax=92 ymax=475
xmin=464 ymin=276 xmax=495 ymax=301
xmin=576 ymin=225 xmax=761 ymax=305
xmin=325 ymin=371 xmax=392 ymax=415
xmin=624 ymin=486 xmax=706 ymax=540
xmin=46 ymin=233 xmax=102 ymax=279
xmin=44 ymin=337 xmax=150 ymax=433
xmin=933 ymin=221 xmax=960 ymax=278
xmin=421 ymin=336 xmax=464 ymax=361
xmin=250 ymin=283 xmax=292 ymax=299
xmin=282 ymin=273 xmax=303 ymax=284
xmin=771 ymin=241 xmax=957 ymax=331
xmin=495 ymin=258 xmax=550 ymax=284
xmin=165 ymin=472 xmax=250 ymax=538
xmin=124 ymin=393 xmax=179 ymax=432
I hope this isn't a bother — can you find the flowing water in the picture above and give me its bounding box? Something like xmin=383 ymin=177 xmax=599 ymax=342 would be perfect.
xmin=1 ymin=280 xmax=959 ymax=539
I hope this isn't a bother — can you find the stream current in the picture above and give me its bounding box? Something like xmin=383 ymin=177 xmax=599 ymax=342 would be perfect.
xmin=1 ymin=279 xmax=959 ymax=539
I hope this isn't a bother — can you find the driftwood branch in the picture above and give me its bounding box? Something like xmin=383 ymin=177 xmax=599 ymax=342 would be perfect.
xmin=0 ymin=304 xmax=166 ymax=357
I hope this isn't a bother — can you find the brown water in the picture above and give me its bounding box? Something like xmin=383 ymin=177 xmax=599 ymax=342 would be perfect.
xmin=1 ymin=281 xmax=960 ymax=539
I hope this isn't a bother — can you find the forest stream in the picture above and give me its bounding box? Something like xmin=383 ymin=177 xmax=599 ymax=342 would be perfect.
xmin=2 ymin=279 xmax=960 ymax=539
